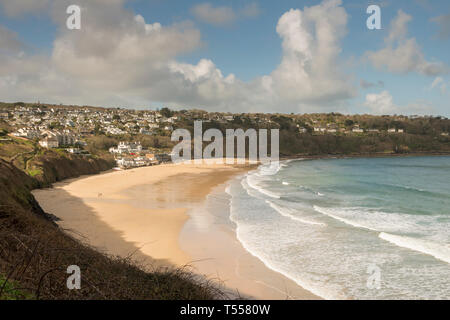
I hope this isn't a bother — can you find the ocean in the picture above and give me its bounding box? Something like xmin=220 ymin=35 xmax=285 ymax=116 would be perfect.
xmin=223 ymin=156 xmax=450 ymax=299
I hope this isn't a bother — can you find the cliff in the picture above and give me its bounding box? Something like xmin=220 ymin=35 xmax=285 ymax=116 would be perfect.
xmin=31 ymin=153 xmax=115 ymax=186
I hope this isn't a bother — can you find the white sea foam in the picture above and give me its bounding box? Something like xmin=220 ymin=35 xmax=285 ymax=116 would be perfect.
xmin=258 ymin=162 xmax=282 ymax=176
xmin=228 ymin=206 xmax=342 ymax=300
xmin=313 ymin=206 xmax=379 ymax=231
xmin=282 ymin=181 xmax=290 ymax=185
xmin=246 ymin=175 xmax=280 ymax=199
xmin=379 ymin=233 xmax=450 ymax=265
xmin=267 ymin=201 xmax=326 ymax=226
xmin=312 ymin=206 xmax=449 ymax=237
xmin=314 ymin=205 xmax=450 ymax=264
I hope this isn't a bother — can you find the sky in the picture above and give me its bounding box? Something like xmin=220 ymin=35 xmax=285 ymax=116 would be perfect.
xmin=0 ymin=0 xmax=449 ymax=116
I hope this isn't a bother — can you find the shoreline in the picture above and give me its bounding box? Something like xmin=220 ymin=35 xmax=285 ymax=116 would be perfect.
xmin=32 ymin=162 xmax=320 ymax=299
xmin=179 ymin=178 xmax=319 ymax=300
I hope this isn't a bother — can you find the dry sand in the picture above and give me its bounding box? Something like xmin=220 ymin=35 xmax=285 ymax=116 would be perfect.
xmin=32 ymin=162 xmax=319 ymax=299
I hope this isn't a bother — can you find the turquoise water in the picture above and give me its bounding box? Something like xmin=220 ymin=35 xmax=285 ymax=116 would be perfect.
xmin=226 ymin=156 xmax=450 ymax=299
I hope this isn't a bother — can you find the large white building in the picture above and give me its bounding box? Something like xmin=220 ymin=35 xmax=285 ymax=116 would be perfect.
xmin=109 ymin=142 xmax=143 ymax=154
xmin=39 ymin=136 xmax=59 ymax=148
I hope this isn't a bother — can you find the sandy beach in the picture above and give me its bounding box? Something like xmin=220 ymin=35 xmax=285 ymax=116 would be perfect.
xmin=32 ymin=162 xmax=319 ymax=299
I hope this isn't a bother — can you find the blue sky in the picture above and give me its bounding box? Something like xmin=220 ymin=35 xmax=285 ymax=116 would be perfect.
xmin=0 ymin=0 xmax=449 ymax=116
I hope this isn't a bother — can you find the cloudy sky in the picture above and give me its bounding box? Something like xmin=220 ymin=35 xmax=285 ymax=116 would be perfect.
xmin=0 ymin=0 xmax=449 ymax=116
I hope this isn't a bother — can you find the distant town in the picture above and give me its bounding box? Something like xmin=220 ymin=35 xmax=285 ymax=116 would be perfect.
xmin=0 ymin=102 xmax=449 ymax=169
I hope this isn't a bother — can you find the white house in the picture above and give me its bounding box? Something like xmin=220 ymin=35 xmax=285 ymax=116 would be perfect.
xmin=0 ymin=112 xmax=9 ymax=119
xmin=39 ymin=136 xmax=59 ymax=148
xmin=109 ymin=142 xmax=143 ymax=154
xmin=139 ymin=128 xmax=154 ymax=135
xmin=13 ymin=128 xmax=40 ymax=139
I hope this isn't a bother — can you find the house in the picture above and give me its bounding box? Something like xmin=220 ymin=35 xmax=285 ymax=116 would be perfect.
xmin=12 ymin=128 xmax=40 ymax=139
xmin=314 ymin=127 xmax=327 ymax=133
xmin=388 ymin=128 xmax=397 ymax=133
xmin=0 ymin=112 xmax=9 ymax=119
xmin=352 ymin=127 xmax=364 ymax=133
xmin=125 ymin=122 xmax=136 ymax=129
xmin=106 ymin=126 xmax=126 ymax=135
xmin=155 ymin=153 xmax=172 ymax=163
xmin=298 ymin=127 xmax=308 ymax=134
xmin=441 ymin=132 xmax=449 ymax=136
xmin=139 ymin=128 xmax=154 ymax=135
xmin=58 ymin=130 xmax=76 ymax=146
xmin=41 ymin=130 xmax=76 ymax=146
xmin=66 ymin=147 xmax=81 ymax=154
xmin=109 ymin=142 xmax=143 ymax=154
xmin=39 ymin=136 xmax=59 ymax=148
xmin=116 ymin=157 xmax=136 ymax=168
xmin=398 ymin=129 xmax=404 ymax=133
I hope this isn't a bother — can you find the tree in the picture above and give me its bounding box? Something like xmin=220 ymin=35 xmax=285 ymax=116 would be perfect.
xmin=160 ymin=107 xmax=173 ymax=118
xmin=345 ymin=119 xmax=354 ymax=127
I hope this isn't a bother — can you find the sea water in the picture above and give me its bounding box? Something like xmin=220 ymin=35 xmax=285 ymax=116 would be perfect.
xmin=225 ymin=156 xmax=450 ymax=299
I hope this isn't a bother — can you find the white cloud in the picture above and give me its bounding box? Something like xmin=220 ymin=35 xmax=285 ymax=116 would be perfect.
xmin=431 ymin=77 xmax=444 ymax=89
xmin=269 ymin=1 xmax=355 ymax=105
xmin=429 ymin=77 xmax=448 ymax=94
xmin=364 ymin=90 xmax=434 ymax=115
xmin=191 ymin=3 xmax=236 ymax=26
xmin=0 ymin=0 xmax=355 ymax=113
xmin=367 ymin=10 xmax=448 ymax=76
xmin=364 ymin=91 xmax=398 ymax=115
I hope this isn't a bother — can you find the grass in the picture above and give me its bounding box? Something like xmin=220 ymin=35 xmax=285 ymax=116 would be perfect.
xmin=27 ymin=169 xmax=43 ymax=177
xmin=53 ymin=148 xmax=69 ymax=158
xmin=0 ymin=274 xmax=34 ymax=300
xmin=0 ymin=141 xmax=34 ymax=160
